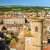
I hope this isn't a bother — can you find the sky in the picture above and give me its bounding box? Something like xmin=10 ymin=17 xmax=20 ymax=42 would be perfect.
xmin=0 ymin=0 xmax=50 ymax=7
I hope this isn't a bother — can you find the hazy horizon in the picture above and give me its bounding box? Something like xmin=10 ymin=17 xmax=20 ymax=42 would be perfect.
xmin=0 ymin=0 xmax=50 ymax=7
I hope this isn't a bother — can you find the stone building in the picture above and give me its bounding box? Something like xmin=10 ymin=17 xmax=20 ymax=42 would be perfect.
xmin=3 ymin=19 xmax=25 ymax=24
xmin=25 ymin=19 xmax=43 ymax=50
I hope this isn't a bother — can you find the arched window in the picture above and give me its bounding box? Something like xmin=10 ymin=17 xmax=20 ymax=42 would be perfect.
xmin=35 ymin=26 xmax=38 ymax=32
xmin=14 ymin=22 xmax=15 ymax=24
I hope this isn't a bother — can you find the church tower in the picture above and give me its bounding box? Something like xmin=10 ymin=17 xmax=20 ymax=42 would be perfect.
xmin=25 ymin=19 xmax=43 ymax=50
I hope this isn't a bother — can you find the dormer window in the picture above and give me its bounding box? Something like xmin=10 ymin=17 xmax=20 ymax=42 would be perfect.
xmin=35 ymin=26 xmax=38 ymax=32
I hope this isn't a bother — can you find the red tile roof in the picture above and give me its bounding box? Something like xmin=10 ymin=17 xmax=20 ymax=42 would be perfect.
xmin=43 ymin=44 xmax=50 ymax=50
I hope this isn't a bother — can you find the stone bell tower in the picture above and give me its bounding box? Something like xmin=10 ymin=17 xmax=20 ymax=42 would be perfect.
xmin=25 ymin=19 xmax=43 ymax=50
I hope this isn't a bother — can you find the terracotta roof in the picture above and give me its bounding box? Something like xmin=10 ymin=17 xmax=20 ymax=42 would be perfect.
xmin=43 ymin=44 xmax=50 ymax=50
xmin=43 ymin=20 xmax=50 ymax=26
xmin=9 ymin=38 xmax=18 ymax=48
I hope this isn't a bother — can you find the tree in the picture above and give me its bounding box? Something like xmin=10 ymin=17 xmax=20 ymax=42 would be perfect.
xmin=2 ymin=26 xmax=7 ymax=30
xmin=0 ymin=32 xmax=4 ymax=38
xmin=25 ymin=18 xmax=29 ymax=23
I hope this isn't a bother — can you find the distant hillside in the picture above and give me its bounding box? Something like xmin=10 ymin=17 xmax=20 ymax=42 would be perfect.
xmin=0 ymin=5 xmax=50 ymax=12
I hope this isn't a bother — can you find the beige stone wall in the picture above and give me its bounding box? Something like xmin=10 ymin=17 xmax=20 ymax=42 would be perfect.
xmin=25 ymin=37 xmax=34 ymax=50
xmin=25 ymin=20 xmax=42 ymax=50
xmin=33 ymin=46 xmax=41 ymax=50
xmin=31 ymin=21 xmax=42 ymax=50
xmin=25 ymin=37 xmax=41 ymax=50
xmin=0 ymin=25 xmax=3 ymax=31
xmin=30 ymin=21 xmax=42 ymax=44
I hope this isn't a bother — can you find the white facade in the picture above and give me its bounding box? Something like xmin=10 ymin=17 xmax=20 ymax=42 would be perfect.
xmin=3 ymin=19 xmax=25 ymax=24
xmin=7 ymin=27 xmax=17 ymax=31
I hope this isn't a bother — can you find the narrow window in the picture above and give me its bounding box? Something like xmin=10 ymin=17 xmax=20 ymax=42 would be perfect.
xmin=35 ymin=26 xmax=38 ymax=32
xmin=14 ymin=22 xmax=15 ymax=24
